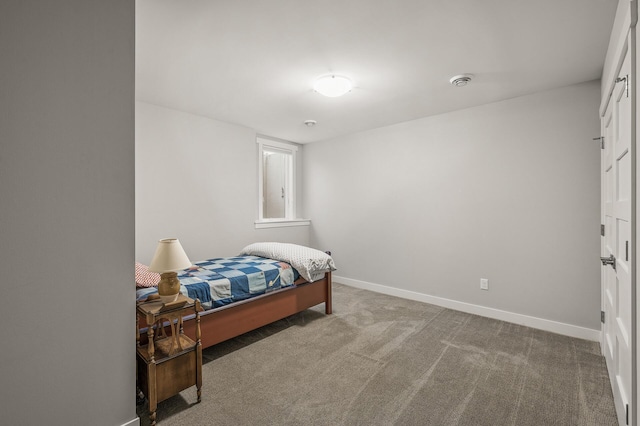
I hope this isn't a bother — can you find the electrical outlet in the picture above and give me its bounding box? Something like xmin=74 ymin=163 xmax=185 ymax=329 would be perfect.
xmin=480 ymin=278 xmax=489 ymax=290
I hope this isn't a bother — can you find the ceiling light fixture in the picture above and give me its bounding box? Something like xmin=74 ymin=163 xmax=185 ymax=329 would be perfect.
xmin=314 ymin=75 xmax=352 ymax=97
xmin=449 ymin=74 xmax=473 ymax=87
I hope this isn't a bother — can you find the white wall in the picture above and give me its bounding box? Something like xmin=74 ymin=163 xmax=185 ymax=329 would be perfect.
xmin=136 ymin=102 xmax=309 ymax=263
xmin=304 ymin=81 xmax=602 ymax=331
xmin=636 ymin=13 xmax=640 ymax=426
xmin=0 ymin=2 xmax=136 ymax=426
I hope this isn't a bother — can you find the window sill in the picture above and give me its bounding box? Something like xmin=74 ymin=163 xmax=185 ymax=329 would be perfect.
xmin=254 ymin=219 xmax=311 ymax=229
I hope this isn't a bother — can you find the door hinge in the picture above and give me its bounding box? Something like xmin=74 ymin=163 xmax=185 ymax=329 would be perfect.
xmin=593 ymin=136 xmax=605 ymax=149
xmin=601 ymin=224 xmax=605 ymax=236
xmin=626 ymin=403 xmax=629 ymax=424
xmin=616 ymin=75 xmax=629 ymax=98
xmin=601 ymin=311 xmax=605 ymax=323
xmin=625 ymin=241 xmax=629 ymax=261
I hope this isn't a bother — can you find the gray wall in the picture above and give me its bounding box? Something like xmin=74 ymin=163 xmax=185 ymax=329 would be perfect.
xmin=136 ymin=102 xmax=309 ymax=264
xmin=0 ymin=1 xmax=136 ymax=426
xmin=304 ymin=81 xmax=601 ymax=330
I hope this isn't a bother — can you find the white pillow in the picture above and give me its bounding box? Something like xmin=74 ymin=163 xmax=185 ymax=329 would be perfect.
xmin=239 ymin=242 xmax=336 ymax=282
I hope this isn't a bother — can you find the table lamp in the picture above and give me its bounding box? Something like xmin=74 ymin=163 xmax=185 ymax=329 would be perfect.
xmin=149 ymin=238 xmax=192 ymax=303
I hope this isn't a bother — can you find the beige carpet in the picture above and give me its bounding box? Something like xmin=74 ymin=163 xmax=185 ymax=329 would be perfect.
xmin=137 ymin=283 xmax=617 ymax=425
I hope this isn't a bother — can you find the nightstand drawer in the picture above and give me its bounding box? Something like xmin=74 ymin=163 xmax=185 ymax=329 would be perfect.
xmin=155 ymin=351 xmax=197 ymax=402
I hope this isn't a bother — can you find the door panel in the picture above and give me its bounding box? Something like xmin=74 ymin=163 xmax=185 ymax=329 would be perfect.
xmin=602 ymin=48 xmax=632 ymax=426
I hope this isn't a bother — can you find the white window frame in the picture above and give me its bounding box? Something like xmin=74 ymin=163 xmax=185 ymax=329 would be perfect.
xmin=256 ymin=137 xmax=310 ymax=229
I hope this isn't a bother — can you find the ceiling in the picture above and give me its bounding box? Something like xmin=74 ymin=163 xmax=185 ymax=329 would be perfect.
xmin=136 ymin=0 xmax=618 ymax=144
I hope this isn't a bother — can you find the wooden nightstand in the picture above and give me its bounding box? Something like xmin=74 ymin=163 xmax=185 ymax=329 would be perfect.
xmin=136 ymin=295 xmax=202 ymax=426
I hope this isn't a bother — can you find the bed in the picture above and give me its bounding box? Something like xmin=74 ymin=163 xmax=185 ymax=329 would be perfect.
xmin=136 ymin=242 xmax=336 ymax=349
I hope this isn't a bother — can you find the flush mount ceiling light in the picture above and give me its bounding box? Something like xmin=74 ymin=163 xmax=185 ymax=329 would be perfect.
xmin=449 ymin=74 xmax=474 ymax=87
xmin=314 ymin=75 xmax=352 ymax=97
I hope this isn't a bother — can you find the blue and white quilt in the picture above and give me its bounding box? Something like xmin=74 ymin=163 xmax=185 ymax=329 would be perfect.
xmin=136 ymin=256 xmax=298 ymax=310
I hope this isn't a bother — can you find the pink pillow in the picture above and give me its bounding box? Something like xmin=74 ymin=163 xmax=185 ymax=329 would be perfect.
xmin=135 ymin=262 xmax=160 ymax=288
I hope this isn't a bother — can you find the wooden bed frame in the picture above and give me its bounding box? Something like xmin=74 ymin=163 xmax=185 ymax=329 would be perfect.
xmin=152 ymin=271 xmax=333 ymax=350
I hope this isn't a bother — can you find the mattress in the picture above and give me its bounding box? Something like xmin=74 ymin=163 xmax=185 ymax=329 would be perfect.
xmin=136 ymin=256 xmax=299 ymax=310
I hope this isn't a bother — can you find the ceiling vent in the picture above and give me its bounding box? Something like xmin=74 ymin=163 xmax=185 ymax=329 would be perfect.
xmin=449 ymin=74 xmax=473 ymax=87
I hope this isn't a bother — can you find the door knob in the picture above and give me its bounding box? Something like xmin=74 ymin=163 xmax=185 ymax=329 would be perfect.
xmin=600 ymin=254 xmax=616 ymax=270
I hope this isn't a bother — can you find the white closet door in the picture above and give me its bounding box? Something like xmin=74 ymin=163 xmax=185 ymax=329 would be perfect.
xmin=601 ymin=47 xmax=633 ymax=426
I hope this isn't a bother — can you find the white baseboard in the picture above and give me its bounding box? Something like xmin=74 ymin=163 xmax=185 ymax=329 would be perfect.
xmin=334 ymin=275 xmax=601 ymax=342
xmin=121 ymin=417 xmax=140 ymax=426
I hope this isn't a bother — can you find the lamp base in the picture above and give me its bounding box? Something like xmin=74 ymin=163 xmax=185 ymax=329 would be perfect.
xmin=157 ymin=272 xmax=181 ymax=304
xmin=159 ymin=293 xmax=180 ymax=304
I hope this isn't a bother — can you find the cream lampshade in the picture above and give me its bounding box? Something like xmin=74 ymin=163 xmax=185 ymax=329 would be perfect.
xmin=149 ymin=238 xmax=192 ymax=304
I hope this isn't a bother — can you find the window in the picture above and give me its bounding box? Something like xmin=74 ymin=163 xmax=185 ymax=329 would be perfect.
xmin=256 ymin=137 xmax=310 ymax=228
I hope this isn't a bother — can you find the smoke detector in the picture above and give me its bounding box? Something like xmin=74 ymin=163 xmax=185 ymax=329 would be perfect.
xmin=449 ymin=74 xmax=473 ymax=87
xmin=304 ymin=120 xmax=317 ymax=127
